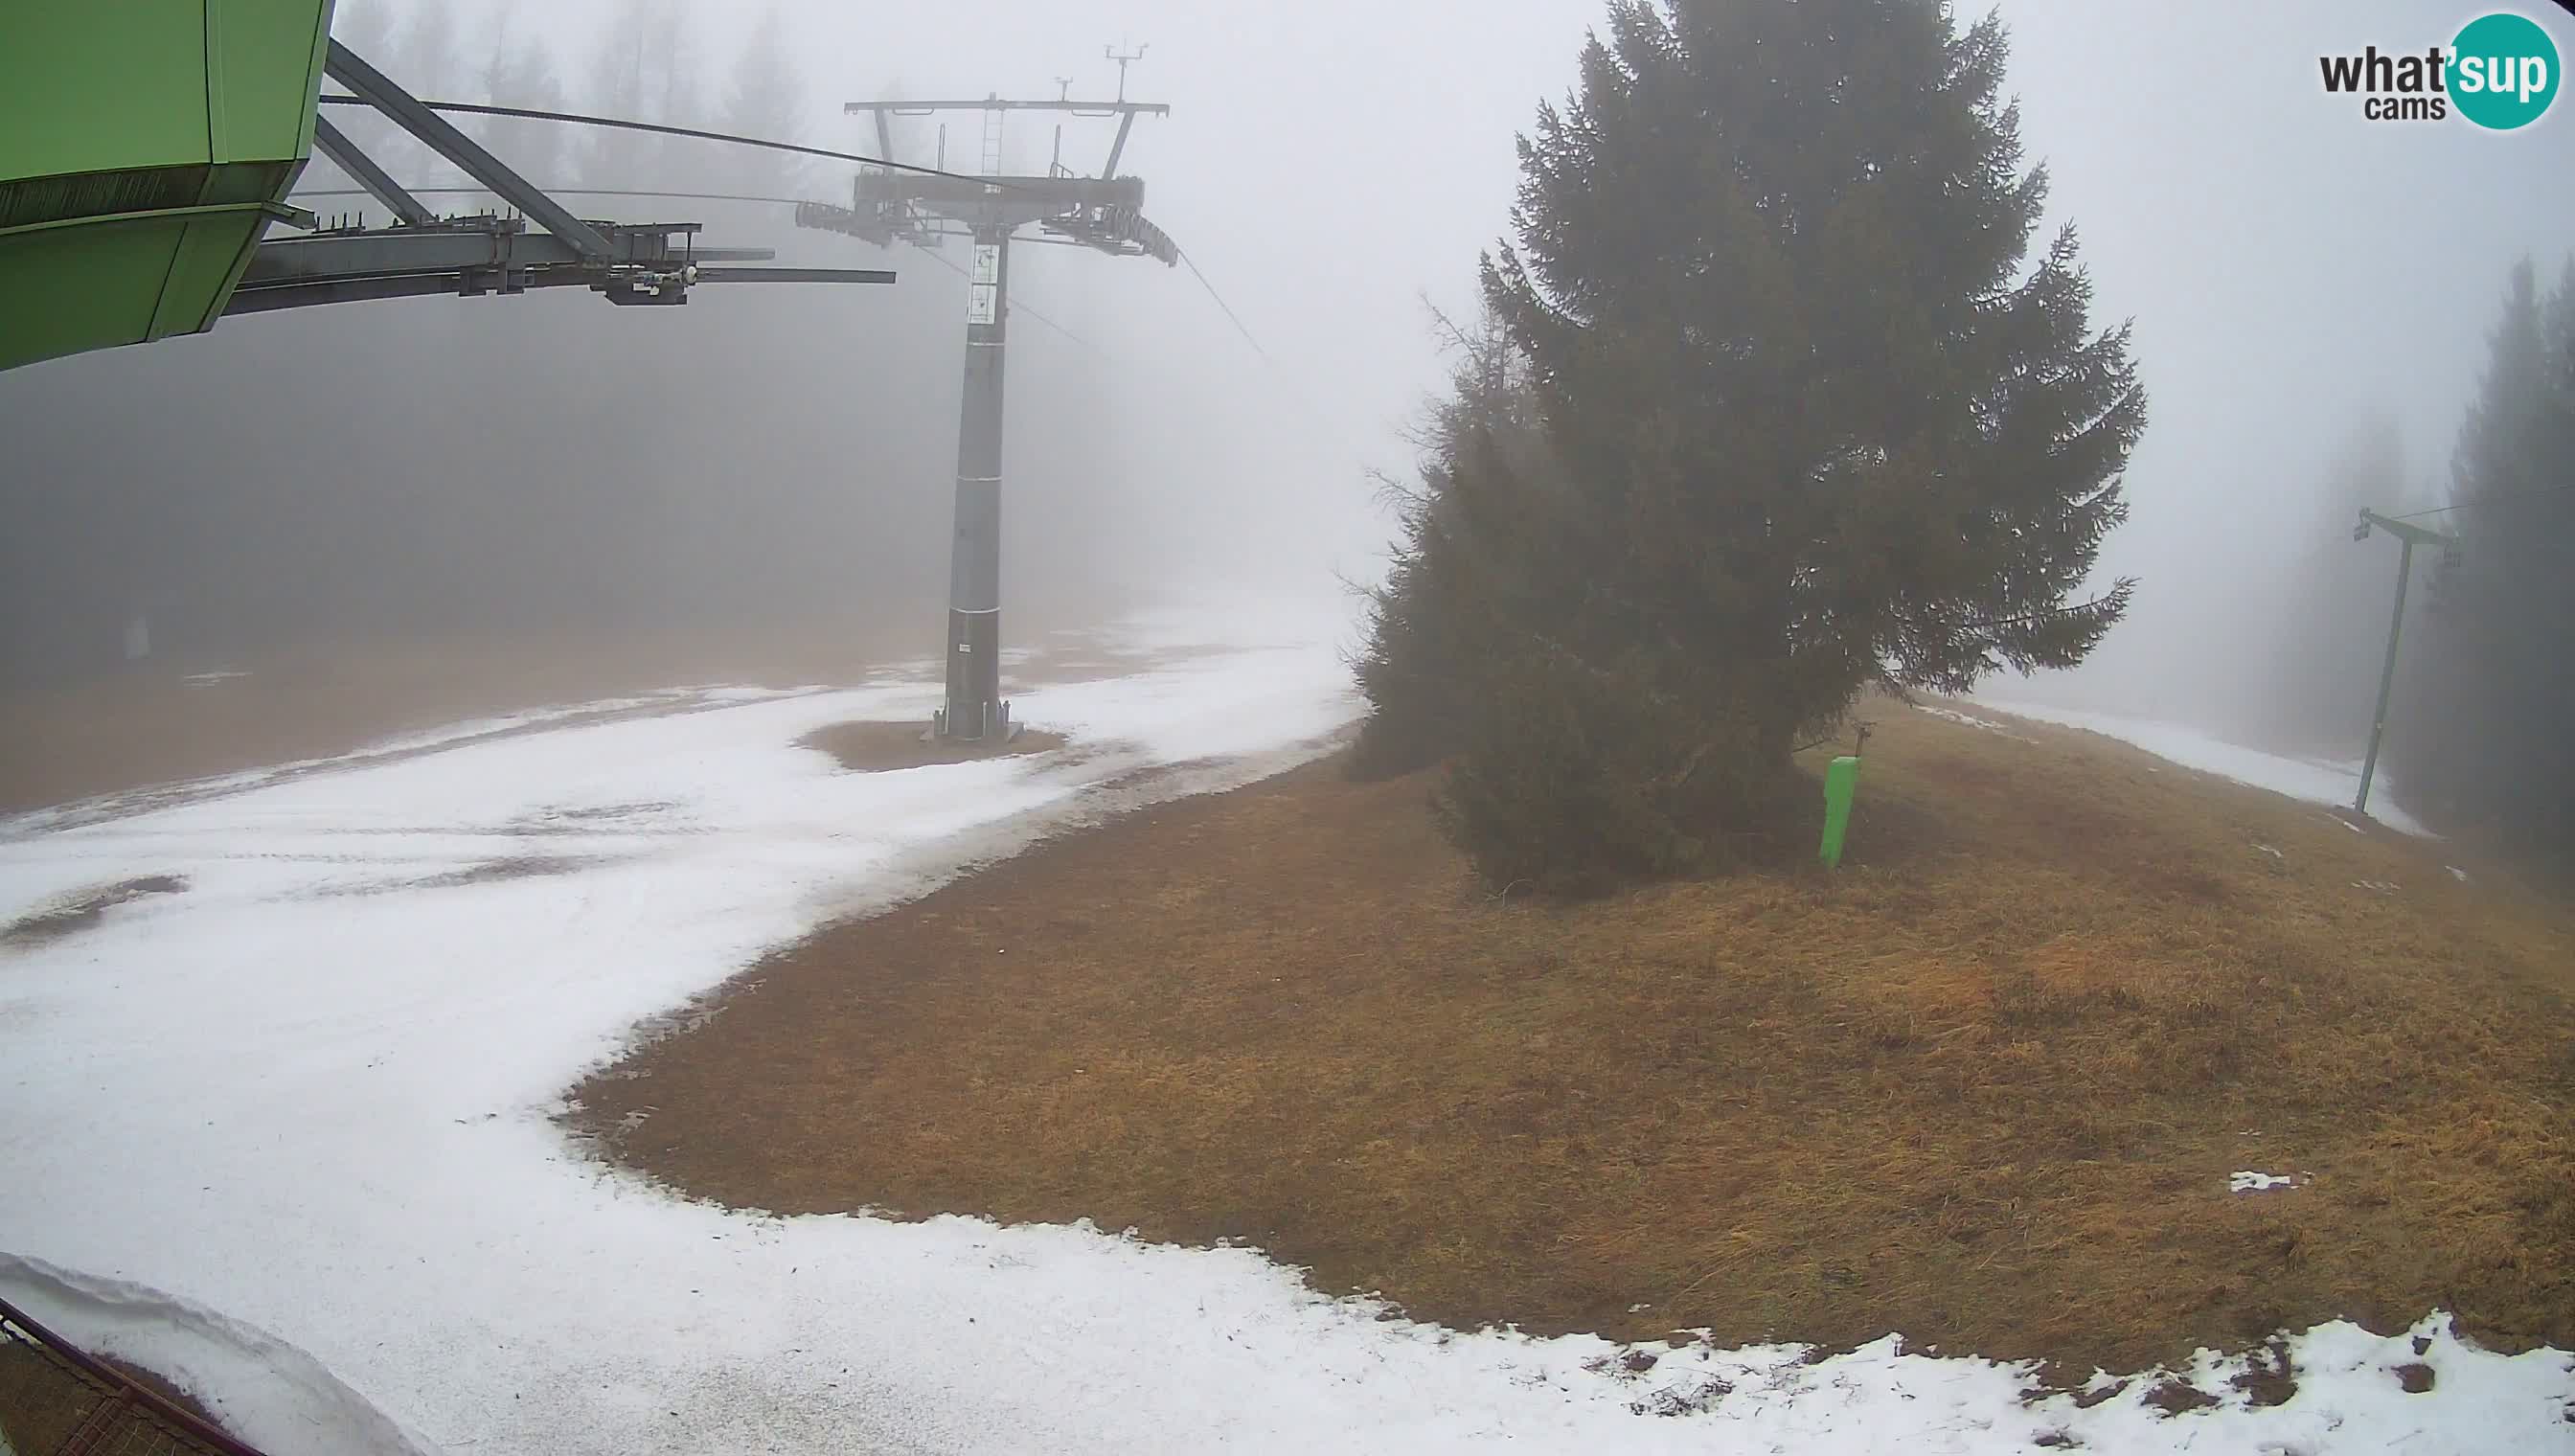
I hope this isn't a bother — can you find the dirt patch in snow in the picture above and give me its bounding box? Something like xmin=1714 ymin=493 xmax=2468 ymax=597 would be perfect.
xmin=407 ymin=856 xmax=599 ymax=889
xmin=2231 ymin=1336 xmax=2299 ymax=1406
xmin=796 ymin=721 xmax=1068 ymax=772
xmin=2142 ymin=1378 xmax=2221 ymax=1415
xmin=3 ymin=876 xmax=189 ymax=946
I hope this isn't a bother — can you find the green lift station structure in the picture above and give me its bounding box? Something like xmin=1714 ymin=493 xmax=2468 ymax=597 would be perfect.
xmin=1 ymin=0 xmax=891 ymax=376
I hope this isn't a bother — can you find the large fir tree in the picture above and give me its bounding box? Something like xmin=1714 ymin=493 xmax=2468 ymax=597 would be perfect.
xmin=1359 ymin=0 xmax=2147 ymax=891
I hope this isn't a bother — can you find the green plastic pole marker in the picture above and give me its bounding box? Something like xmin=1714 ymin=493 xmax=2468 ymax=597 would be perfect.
xmin=1819 ymin=755 xmax=1861 ymax=868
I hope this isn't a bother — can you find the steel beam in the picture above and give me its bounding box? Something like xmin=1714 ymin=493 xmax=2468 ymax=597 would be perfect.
xmin=2356 ymin=535 xmax=2414 ymax=818
xmin=2350 ymin=509 xmax=2456 ymax=817
xmin=1103 ymin=110 xmax=1139 ymax=178
xmin=241 ymin=222 xmax=773 ymax=282
xmin=243 ymin=224 xmax=554 ymax=283
xmin=697 ymin=266 xmax=897 ymax=284
xmin=856 ymin=172 xmax=1141 ymax=214
xmin=2358 ymin=508 xmax=2453 ymax=549
xmin=229 ymin=264 xmax=889 ymax=317
xmin=323 ymin=41 xmax=617 ymax=260
xmin=310 ymin=115 xmax=437 ymax=227
xmin=224 ymin=270 xmax=589 ymax=314
xmin=845 ymin=99 xmax=1170 ymax=117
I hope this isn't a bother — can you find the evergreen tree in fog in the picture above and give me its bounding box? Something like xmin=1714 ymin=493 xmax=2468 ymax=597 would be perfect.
xmin=1358 ymin=0 xmax=2146 ymax=893
xmin=720 ymin=8 xmax=808 ymax=197
xmin=472 ymin=21 xmax=568 ymax=195
xmin=1352 ymin=305 xmax=1562 ymax=780
xmin=2392 ymin=259 xmax=2575 ymax=853
xmin=2237 ymin=412 xmax=2432 ymax=758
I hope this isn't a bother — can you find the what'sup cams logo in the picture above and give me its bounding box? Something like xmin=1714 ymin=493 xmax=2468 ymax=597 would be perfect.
xmin=2318 ymin=11 xmax=2562 ymax=127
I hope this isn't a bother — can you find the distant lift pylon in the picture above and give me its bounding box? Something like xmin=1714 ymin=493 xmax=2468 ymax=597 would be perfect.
xmin=798 ymin=48 xmax=1178 ymax=742
xmin=2349 ymin=508 xmax=2458 ymax=818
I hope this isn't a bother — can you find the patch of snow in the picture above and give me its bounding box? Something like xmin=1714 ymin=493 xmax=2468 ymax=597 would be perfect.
xmin=2231 ymin=1172 xmax=2307 ymax=1194
xmin=1913 ymin=703 xmax=2039 ymax=743
xmin=2050 ymin=1312 xmax=2570 ymax=1452
xmin=0 ymin=1254 xmax=434 ymax=1455
xmin=2352 ymin=880 xmax=2401 ymax=895
xmin=2448 ymin=865 xmax=2471 ymax=883
xmin=332 ymin=695 xmax=674 ymax=755
xmin=2251 ymin=844 xmax=2284 ymax=859
xmin=1 ymin=601 xmax=2565 ymax=1454
xmin=180 ymin=671 xmax=251 ymax=687
xmin=1972 ymin=701 xmax=2436 ymax=837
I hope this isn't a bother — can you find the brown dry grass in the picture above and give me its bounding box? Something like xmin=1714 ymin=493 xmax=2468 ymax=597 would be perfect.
xmin=0 ymin=1339 xmax=91 ymax=1454
xmin=0 ymin=1338 xmax=231 ymax=1454
xmin=796 ymin=721 xmax=1068 ymax=772
xmin=574 ymin=701 xmax=2575 ymax=1376
xmin=0 ymin=623 xmax=928 ymax=814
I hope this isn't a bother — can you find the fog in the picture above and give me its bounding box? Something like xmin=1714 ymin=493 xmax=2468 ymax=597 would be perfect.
xmin=4 ymin=0 xmax=2568 ymax=752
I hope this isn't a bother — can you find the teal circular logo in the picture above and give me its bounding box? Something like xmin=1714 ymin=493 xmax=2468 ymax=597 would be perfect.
xmin=2450 ymin=12 xmax=2560 ymax=129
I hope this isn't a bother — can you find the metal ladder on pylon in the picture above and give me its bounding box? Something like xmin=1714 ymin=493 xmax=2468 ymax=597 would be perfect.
xmin=978 ymin=103 xmax=1005 ymax=175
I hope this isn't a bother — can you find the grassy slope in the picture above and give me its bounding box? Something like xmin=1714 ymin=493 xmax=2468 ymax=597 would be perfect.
xmin=0 ymin=1338 xmax=234 ymax=1452
xmin=0 ymin=623 xmax=928 ymax=814
xmin=578 ymin=701 xmax=2575 ymax=1376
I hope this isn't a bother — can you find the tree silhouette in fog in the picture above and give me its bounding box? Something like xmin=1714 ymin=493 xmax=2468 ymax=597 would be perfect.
xmin=2392 ymin=258 xmax=2575 ymax=855
xmin=1359 ymin=0 xmax=2146 ymax=894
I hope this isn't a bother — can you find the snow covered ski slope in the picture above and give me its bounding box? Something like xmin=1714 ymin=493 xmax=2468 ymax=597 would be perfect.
xmin=3 ymin=612 xmax=2564 ymax=1454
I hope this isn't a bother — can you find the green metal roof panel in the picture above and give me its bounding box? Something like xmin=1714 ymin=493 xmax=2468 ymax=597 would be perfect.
xmin=4 ymin=7 xmax=214 ymax=182
xmin=210 ymin=0 xmax=336 ymax=163
xmin=0 ymin=1 xmax=337 ymax=374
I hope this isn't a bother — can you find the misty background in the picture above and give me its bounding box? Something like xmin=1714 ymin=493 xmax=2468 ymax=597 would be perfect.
xmin=3 ymin=0 xmax=2568 ymax=770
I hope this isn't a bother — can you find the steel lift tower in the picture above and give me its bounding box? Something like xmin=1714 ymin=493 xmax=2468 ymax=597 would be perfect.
xmin=2349 ymin=508 xmax=2458 ymax=818
xmin=798 ymin=49 xmax=1178 ymax=741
